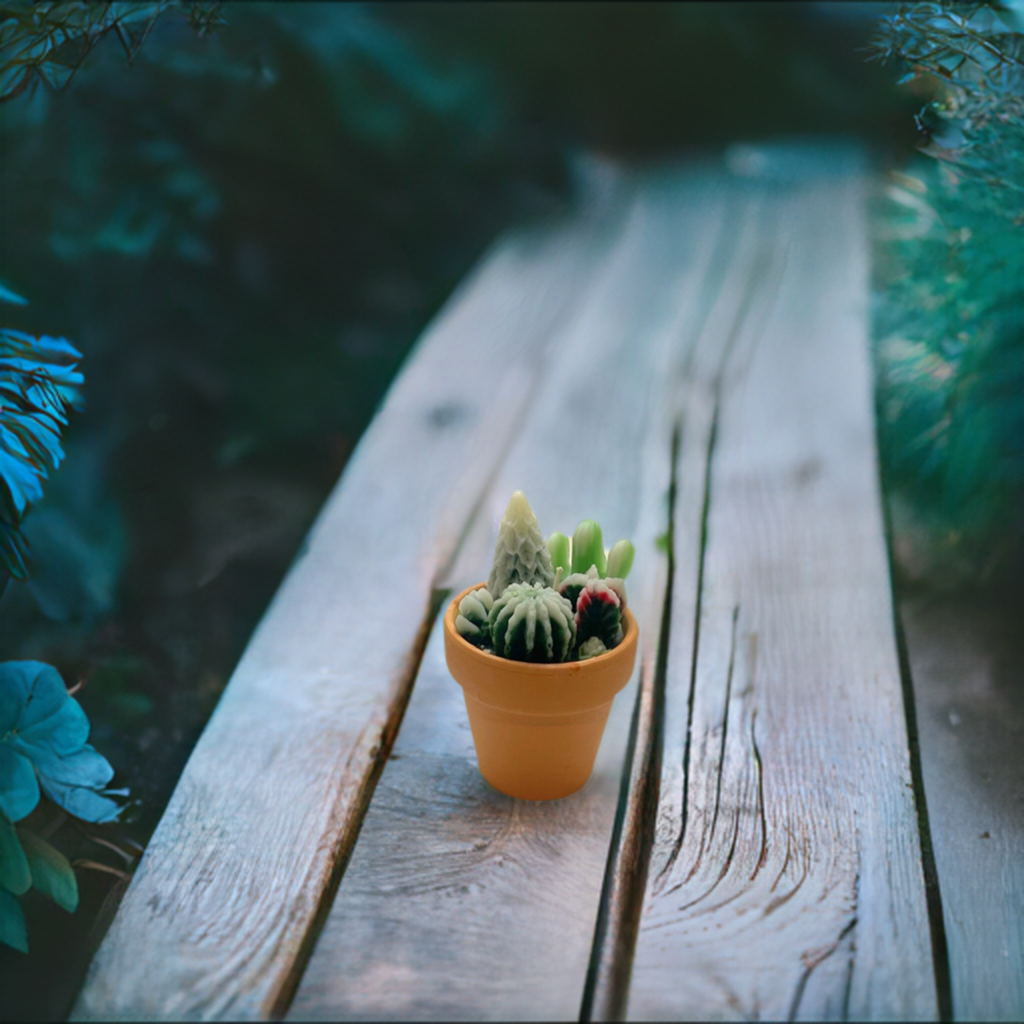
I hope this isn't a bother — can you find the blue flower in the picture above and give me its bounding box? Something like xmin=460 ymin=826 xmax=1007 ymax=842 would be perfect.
xmin=0 ymin=661 xmax=121 ymax=824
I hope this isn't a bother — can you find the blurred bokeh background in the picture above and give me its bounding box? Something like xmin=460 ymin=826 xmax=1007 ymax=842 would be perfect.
xmin=1 ymin=2 xmax=1020 ymax=1017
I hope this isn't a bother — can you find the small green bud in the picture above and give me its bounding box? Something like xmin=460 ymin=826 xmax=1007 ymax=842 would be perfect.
xmin=571 ymin=519 xmax=606 ymax=576
xmin=547 ymin=531 xmax=571 ymax=576
xmin=578 ymin=637 xmax=608 ymax=661
xmin=606 ymin=539 xmax=635 ymax=580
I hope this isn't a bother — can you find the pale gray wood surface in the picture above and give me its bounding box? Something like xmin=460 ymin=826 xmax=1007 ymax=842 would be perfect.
xmin=287 ymin=166 xmax=730 ymax=1022
xmin=621 ymin=150 xmax=940 ymax=1021
xmin=901 ymin=592 xmax=1024 ymax=1022
xmin=73 ymin=166 xmax=626 ymax=1022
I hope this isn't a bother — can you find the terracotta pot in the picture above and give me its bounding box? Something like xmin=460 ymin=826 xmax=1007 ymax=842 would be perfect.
xmin=443 ymin=582 xmax=639 ymax=801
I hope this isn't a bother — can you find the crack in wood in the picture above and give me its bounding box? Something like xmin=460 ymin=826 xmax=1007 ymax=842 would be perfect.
xmin=708 ymin=605 xmax=741 ymax=851
xmin=749 ymin=709 xmax=768 ymax=883
xmin=786 ymin=916 xmax=858 ymax=1023
xmin=659 ymin=401 xmax=718 ymax=892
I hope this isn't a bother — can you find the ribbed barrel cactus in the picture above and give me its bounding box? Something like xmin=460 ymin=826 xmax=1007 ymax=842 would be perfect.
xmin=575 ymin=576 xmax=624 ymax=649
xmin=488 ymin=582 xmax=576 ymax=662
xmin=455 ymin=586 xmax=494 ymax=648
xmin=487 ymin=491 xmax=554 ymax=596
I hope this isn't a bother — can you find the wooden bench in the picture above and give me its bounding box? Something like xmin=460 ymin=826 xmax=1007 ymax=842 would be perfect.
xmin=73 ymin=142 xmax=1023 ymax=1022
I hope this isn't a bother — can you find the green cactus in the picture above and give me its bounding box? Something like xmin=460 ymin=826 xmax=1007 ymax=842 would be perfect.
xmin=455 ymin=586 xmax=494 ymax=649
xmin=604 ymin=577 xmax=627 ymax=611
xmin=546 ymin=531 xmax=571 ymax=578
xmin=487 ymin=490 xmax=554 ymax=597
xmin=578 ymin=637 xmax=608 ymax=661
xmin=488 ymin=582 xmax=576 ymax=662
xmin=606 ymin=539 xmax=635 ymax=580
xmin=571 ymin=519 xmax=606 ymax=576
xmin=575 ymin=576 xmax=623 ymax=649
xmin=558 ymin=564 xmax=599 ymax=611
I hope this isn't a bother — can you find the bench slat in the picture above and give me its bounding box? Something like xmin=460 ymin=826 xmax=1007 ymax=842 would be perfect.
xmin=901 ymin=594 xmax=1024 ymax=1022
xmin=620 ymin=152 xmax=940 ymax=1020
xmin=286 ymin=167 xmax=728 ymax=1021
xmin=73 ymin=179 xmax=623 ymax=1022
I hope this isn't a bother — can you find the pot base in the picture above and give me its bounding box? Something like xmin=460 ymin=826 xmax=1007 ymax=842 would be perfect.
xmin=462 ymin=693 xmax=614 ymax=801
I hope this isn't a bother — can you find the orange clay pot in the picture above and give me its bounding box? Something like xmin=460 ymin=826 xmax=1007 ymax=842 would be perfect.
xmin=443 ymin=582 xmax=638 ymax=801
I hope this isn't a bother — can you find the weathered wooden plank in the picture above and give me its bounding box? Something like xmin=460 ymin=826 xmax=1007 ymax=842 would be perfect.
xmin=901 ymin=592 xmax=1024 ymax=1022
xmin=585 ymin=178 xmax=776 ymax=1022
xmin=72 ymin=170 xmax=626 ymax=1022
xmin=622 ymin=150 xmax=940 ymax=1021
xmin=287 ymin=166 xmax=729 ymax=1022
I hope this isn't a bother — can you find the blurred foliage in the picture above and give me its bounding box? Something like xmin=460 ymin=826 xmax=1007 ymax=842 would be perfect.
xmin=0 ymin=661 xmax=125 ymax=952
xmin=0 ymin=1 xmax=223 ymax=102
xmin=869 ymin=2 xmax=1024 ymax=586
xmin=0 ymin=320 xmax=82 ymax=579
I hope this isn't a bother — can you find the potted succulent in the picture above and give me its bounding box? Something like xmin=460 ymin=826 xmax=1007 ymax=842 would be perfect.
xmin=443 ymin=491 xmax=638 ymax=800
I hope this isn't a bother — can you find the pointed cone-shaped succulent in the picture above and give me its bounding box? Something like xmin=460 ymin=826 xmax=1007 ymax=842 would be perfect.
xmin=487 ymin=490 xmax=554 ymax=597
xmin=606 ymin=539 xmax=635 ymax=580
xmin=546 ymin=531 xmax=571 ymax=577
xmin=571 ymin=519 xmax=606 ymax=576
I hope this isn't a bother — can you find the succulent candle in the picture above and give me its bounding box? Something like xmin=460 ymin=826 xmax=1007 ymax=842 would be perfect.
xmin=575 ymin=575 xmax=624 ymax=648
xmin=487 ymin=490 xmax=555 ymax=596
xmin=546 ymin=531 xmax=571 ymax=579
xmin=458 ymin=490 xmax=636 ymax=662
xmin=488 ymin=582 xmax=577 ymax=662
xmin=455 ymin=586 xmax=494 ymax=648
xmin=571 ymin=519 xmax=606 ymax=576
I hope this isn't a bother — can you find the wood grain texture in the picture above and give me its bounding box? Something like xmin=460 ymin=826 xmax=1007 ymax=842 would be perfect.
xmin=900 ymin=592 xmax=1024 ymax=1022
xmin=72 ymin=170 xmax=625 ymax=1022
xmin=287 ymin=166 xmax=729 ymax=1022
xmin=622 ymin=148 xmax=940 ymax=1021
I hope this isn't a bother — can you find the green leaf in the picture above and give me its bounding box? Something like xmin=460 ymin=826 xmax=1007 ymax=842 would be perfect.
xmin=0 ymin=812 xmax=31 ymax=896
xmin=0 ymin=746 xmax=40 ymax=823
xmin=17 ymin=828 xmax=78 ymax=912
xmin=0 ymin=888 xmax=28 ymax=953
